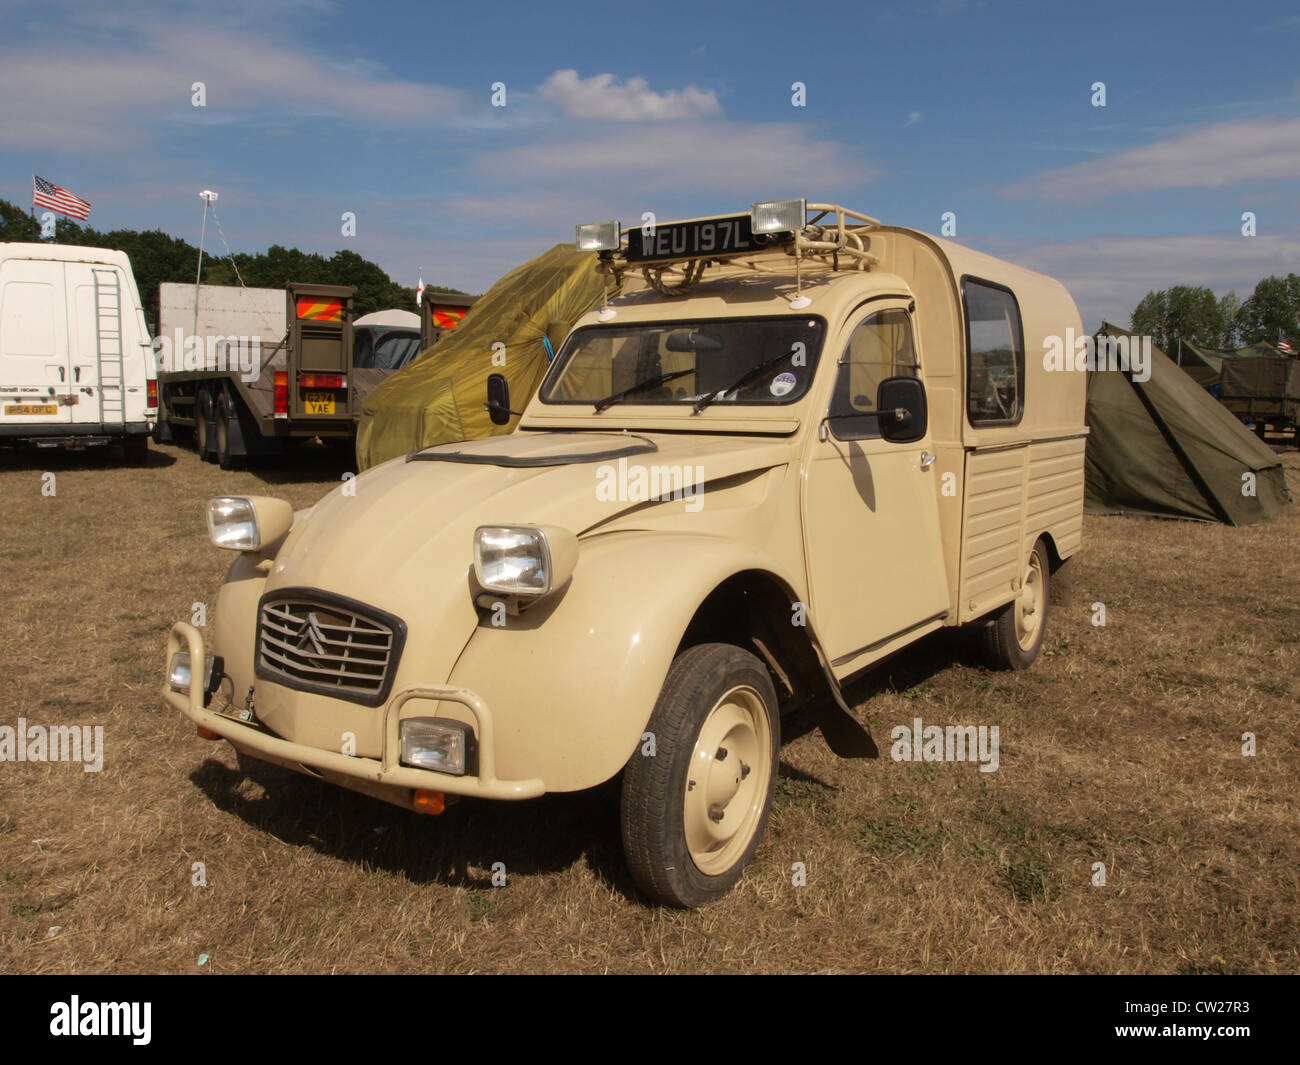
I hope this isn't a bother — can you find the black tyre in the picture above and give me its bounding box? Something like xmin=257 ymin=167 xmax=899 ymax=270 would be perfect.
xmin=215 ymin=396 xmax=242 ymax=470
xmin=195 ymin=389 xmax=214 ymax=462
xmin=620 ymin=643 xmax=779 ymax=908
xmin=982 ymin=538 xmax=1051 ymax=670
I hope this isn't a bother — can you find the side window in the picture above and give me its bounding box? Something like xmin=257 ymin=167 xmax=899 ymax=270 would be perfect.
xmin=964 ymin=280 xmax=1024 ymax=426
xmin=829 ymin=307 xmax=917 ymax=440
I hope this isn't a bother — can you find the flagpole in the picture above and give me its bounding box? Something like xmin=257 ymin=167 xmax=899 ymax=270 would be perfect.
xmin=194 ymin=190 xmax=218 ymax=340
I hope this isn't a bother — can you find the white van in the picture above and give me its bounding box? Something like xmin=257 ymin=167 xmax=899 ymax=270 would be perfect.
xmin=0 ymin=243 xmax=156 ymax=461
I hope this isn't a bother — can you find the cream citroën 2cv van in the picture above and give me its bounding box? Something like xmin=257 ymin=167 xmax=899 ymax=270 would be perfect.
xmin=163 ymin=200 xmax=1087 ymax=908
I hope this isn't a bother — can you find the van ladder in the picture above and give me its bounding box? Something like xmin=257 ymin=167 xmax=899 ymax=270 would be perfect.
xmin=93 ymin=268 xmax=125 ymax=425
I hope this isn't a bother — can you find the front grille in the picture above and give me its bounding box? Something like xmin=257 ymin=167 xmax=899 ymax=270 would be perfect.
xmin=256 ymin=591 xmax=405 ymax=706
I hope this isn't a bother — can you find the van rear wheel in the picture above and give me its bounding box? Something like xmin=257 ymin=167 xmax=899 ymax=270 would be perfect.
xmin=982 ymin=538 xmax=1050 ymax=670
xmin=620 ymin=643 xmax=778 ymax=908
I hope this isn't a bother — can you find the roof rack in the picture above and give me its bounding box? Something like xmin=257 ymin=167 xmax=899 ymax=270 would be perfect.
xmin=578 ymin=201 xmax=882 ymax=307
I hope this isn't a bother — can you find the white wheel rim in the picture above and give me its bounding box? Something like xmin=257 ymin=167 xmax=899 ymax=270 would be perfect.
xmin=1016 ymin=551 xmax=1045 ymax=651
xmin=683 ymin=685 xmax=771 ymax=876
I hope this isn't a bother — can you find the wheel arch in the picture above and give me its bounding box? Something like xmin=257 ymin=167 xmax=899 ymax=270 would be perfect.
xmin=447 ymin=532 xmax=865 ymax=792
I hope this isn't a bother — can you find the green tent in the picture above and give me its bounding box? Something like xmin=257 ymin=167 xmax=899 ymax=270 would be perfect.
xmin=1170 ymin=339 xmax=1230 ymax=388
xmin=1085 ymin=323 xmax=1289 ymax=524
xmin=357 ymin=245 xmax=605 ymax=470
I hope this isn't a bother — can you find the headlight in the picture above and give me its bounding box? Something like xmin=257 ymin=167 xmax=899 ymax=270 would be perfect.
xmin=168 ymin=651 xmax=220 ymax=695
xmin=400 ymin=718 xmax=470 ymax=775
xmin=473 ymin=524 xmax=577 ymax=597
xmin=206 ymin=495 xmax=293 ymax=551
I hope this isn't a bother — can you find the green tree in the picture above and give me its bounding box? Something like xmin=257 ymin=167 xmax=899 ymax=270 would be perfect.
xmin=0 ymin=200 xmax=41 ymax=241
xmin=1130 ymin=285 xmax=1227 ymax=353
xmin=1235 ymin=274 xmax=1299 ymax=347
xmin=0 ymin=196 xmax=459 ymax=326
xmin=1217 ymin=291 xmax=1241 ymax=348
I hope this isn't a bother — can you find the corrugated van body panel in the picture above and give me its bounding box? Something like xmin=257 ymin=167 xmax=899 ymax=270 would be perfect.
xmin=958 ymin=446 xmax=1026 ymax=620
xmin=1024 ymin=437 xmax=1086 ymax=561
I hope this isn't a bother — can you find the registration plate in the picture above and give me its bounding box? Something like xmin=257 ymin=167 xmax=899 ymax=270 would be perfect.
xmin=4 ymin=404 xmax=59 ymax=416
xmin=626 ymin=213 xmax=759 ymax=263
xmin=304 ymin=391 xmax=336 ymax=415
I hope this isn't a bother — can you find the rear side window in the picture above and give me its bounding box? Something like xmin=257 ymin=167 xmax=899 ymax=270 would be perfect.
xmin=963 ymin=279 xmax=1024 ymax=426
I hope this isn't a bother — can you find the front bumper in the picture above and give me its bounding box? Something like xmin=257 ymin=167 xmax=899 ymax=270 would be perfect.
xmin=162 ymin=621 xmax=544 ymax=801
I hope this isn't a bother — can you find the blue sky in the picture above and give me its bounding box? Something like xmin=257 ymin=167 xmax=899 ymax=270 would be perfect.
xmin=2 ymin=0 xmax=1298 ymax=329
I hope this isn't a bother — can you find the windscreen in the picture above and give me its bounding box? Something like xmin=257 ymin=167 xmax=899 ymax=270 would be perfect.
xmin=540 ymin=317 xmax=824 ymax=408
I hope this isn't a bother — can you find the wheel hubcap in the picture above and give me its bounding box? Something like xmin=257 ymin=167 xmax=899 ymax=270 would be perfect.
xmin=683 ymin=685 xmax=771 ymax=876
xmin=1016 ymin=552 xmax=1045 ymax=651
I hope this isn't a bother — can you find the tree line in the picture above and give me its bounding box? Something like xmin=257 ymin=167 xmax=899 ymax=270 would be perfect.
xmin=1131 ymin=276 xmax=1299 ymax=356
xmin=0 ymin=198 xmax=465 ymax=327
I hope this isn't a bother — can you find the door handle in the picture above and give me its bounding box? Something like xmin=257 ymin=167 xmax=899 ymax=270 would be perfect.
xmin=920 ymin=451 xmax=937 ymax=470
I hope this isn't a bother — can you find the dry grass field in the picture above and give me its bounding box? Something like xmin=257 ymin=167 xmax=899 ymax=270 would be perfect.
xmin=1 ymin=441 xmax=1296 ymax=974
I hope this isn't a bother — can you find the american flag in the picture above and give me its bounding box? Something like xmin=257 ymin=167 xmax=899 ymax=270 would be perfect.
xmin=32 ymin=175 xmax=91 ymax=221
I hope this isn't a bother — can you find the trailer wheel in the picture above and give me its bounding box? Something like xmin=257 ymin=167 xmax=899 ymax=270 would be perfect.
xmin=620 ymin=643 xmax=779 ymax=908
xmin=195 ymin=389 xmax=214 ymax=462
xmin=982 ymin=538 xmax=1050 ymax=670
xmin=215 ymin=396 xmax=242 ymax=470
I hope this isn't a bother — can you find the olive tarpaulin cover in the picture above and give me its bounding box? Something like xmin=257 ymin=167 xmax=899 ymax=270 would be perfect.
xmin=1084 ymin=323 xmax=1290 ymax=524
xmin=356 ymin=244 xmax=605 ymax=470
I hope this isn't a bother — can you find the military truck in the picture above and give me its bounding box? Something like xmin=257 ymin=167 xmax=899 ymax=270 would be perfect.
xmin=155 ymin=282 xmax=358 ymax=468
xmin=419 ymin=291 xmax=477 ymax=352
xmin=163 ymin=201 xmax=1087 ymax=907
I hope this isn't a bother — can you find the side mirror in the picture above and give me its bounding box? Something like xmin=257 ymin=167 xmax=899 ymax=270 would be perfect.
xmin=876 ymin=376 xmax=927 ymax=443
xmin=486 ymin=373 xmax=512 ymax=425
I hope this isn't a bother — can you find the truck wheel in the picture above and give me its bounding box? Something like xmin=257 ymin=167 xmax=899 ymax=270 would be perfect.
xmin=195 ymin=390 xmax=214 ymax=462
xmin=620 ymin=643 xmax=779 ymax=908
xmin=215 ymin=396 xmax=242 ymax=470
xmin=982 ymin=538 xmax=1050 ymax=670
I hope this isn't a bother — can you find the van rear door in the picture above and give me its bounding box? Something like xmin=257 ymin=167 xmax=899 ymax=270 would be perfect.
xmin=64 ymin=260 xmax=132 ymax=428
xmin=0 ymin=256 xmax=73 ymax=428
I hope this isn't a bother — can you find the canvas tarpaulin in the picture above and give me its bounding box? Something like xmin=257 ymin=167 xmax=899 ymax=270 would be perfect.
xmin=1085 ymin=324 xmax=1289 ymax=524
xmin=357 ymin=245 xmax=605 ymax=470
xmin=1170 ymin=340 xmax=1229 ymax=388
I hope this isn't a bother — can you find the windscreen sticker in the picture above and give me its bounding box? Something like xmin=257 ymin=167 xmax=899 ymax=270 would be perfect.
xmin=770 ymin=372 xmax=797 ymax=397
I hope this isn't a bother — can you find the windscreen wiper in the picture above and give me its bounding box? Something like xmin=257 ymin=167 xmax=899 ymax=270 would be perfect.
xmin=692 ymin=352 xmax=791 ymax=414
xmin=593 ymin=368 xmax=696 ymax=412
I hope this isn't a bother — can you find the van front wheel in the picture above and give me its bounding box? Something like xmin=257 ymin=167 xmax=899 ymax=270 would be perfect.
xmin=982 ymin=538 xmax=1050 ymax=670
xmin=620 ymin=643 xmax=778 ymax=908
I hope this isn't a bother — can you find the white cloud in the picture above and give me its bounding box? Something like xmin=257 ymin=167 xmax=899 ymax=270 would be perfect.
xmin=0 ymin=26 xmax=478 ymax=150
xmin=984 ymin=229 xmax=1300 ymax=332
xmin=477 ymin=122 xmax=872 ymax=197
xmin=904 ymin=110 xmax=924 ymax=127
xmin=1003 ymin=117 xmax=1300 ymax=203
xmin=538 ymin=69 xmax=721 ymax=121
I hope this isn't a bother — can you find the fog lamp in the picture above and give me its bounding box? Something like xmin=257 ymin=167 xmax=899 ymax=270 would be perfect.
xmin=575 ymin=220 xmax=622 ymax=252
xmin=400 ymin=718 xmax=469 ymax=776
xmin=750 ymin=198 xmax=806 ymax=235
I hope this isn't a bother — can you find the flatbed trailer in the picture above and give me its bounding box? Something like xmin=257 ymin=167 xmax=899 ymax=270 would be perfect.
xmin=156 ymin=282 xmax=358 ymax=467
